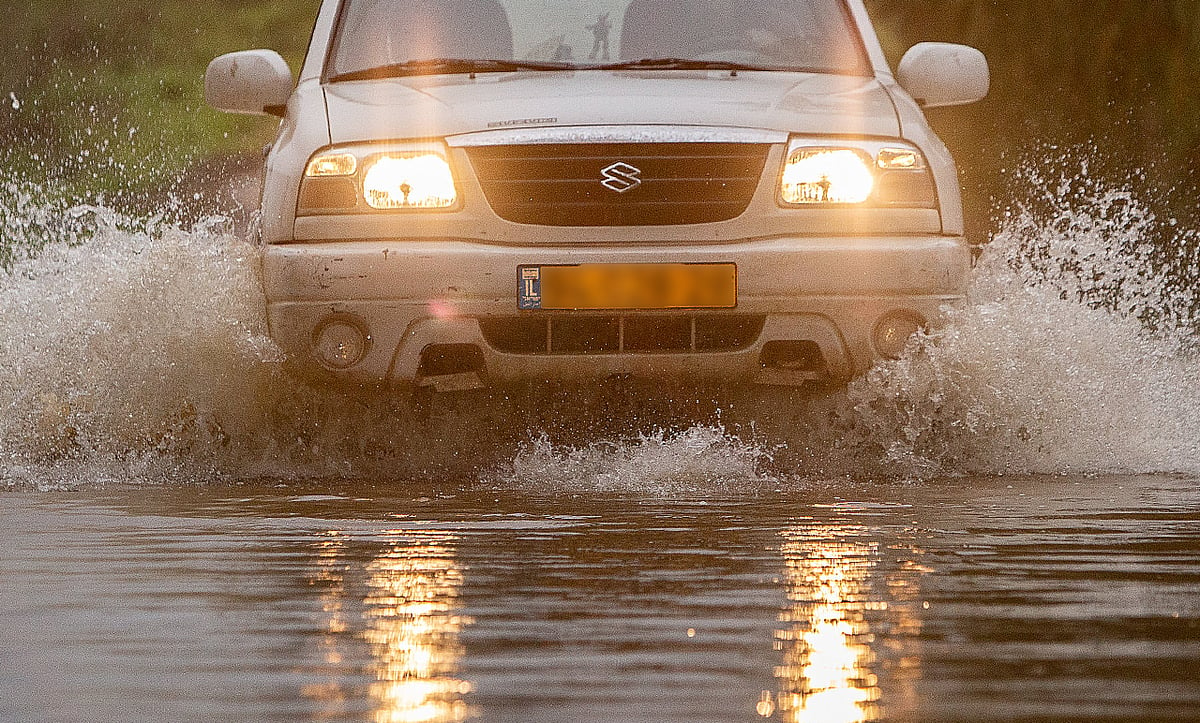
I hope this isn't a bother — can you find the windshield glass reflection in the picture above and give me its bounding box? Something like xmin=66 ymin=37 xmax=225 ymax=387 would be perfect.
xmin=327 ymin=0 xmax=871 ymax=77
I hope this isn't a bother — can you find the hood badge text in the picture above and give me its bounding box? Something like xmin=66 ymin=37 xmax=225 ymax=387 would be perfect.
xmin=486 ymin=117 xmax=558 ymax=128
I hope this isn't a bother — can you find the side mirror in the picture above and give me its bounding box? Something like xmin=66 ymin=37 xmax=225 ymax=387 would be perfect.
xmin=205 ymin=50 xmax=293 ymax=117
xmin=897 ymin=42 xmax=989 ymax=108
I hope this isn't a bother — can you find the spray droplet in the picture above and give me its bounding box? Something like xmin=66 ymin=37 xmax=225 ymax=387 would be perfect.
xmin=9 ymin=92 xmax=19 ymax=110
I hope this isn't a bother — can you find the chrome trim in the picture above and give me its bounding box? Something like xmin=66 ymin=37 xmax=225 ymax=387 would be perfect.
xmin=446 ymin=125 xmax=789 ymax=147
xmin=600 ymin=161 xmax=643 ymax=193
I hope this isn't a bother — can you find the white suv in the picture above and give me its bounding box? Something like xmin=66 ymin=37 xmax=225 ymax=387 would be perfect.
xmin=207 ymin=0 xmax=988 ymax=393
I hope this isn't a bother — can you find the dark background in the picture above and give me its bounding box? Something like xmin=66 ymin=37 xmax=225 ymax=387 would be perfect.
xmin=867 ymin=1 xmax=1200 ymax=242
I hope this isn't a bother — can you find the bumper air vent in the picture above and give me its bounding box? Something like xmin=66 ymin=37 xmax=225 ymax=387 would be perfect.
xmin=480 ymin=314 xmax=766 ymax=355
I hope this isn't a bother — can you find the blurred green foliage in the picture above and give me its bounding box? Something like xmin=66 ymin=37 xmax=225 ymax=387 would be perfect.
xmin=1 ymin=0 xmax=1197 ymax=239
xmin=0 ymin=1 xmax=317 ymax=195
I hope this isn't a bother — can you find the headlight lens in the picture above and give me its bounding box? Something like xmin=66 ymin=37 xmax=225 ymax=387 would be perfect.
xmin=298 ymin=142 xmax=459 ymax=215
xmin=780 ymin=148 xmax=875 ymax=204
xmin=876 ymin=147 xmax=925 ymax=171
xmin=305 ymin=152 xmax=357 ymax=177
xmin=362 ymin=153 xmax=457 ymax=209
xmin=778 ymin=140 xmax=937 ymax=208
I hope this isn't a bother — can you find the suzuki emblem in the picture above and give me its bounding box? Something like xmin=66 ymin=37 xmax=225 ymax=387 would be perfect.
xmin=600 ymin=161 xmax=643 ymax=193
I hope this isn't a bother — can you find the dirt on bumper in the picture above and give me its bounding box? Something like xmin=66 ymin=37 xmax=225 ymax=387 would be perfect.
xmin=262 ymin=235 xmax=970 ymax=387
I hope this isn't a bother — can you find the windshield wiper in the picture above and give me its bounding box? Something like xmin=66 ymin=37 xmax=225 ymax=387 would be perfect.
xmin=328 ymin=58 xmax=575 ymax=82
xmin=589 ymin=57 xmax=773 ymax=72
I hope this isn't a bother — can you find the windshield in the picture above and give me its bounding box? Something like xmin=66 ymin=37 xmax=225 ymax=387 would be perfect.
xmin=326 ymin=0 xmax=871 ymax=79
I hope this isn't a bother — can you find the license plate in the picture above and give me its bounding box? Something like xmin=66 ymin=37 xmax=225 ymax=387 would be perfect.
xmin=518 ymin=263 xmax=736 ymax=310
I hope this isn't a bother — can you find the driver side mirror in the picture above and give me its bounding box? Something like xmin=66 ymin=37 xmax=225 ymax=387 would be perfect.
xmin=897 ymin=43 xmax=989 ymax=108
xmin=205 ymin=49 xmax=293 ymax=117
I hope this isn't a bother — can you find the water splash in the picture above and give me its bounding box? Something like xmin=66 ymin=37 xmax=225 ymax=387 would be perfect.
xmin=2 ymin=157 xmax=1199 ymax=489
xmin=495 ymin=425 xmax=779 ymax=495
xmin=839 ymin=160 xmax=1200 ymax=476
xmin=0 ymin=205 xmax=282 ymax=488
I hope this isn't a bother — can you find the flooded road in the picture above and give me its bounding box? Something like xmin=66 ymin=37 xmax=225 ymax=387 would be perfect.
xmin=3 ymin=474 xmax=1199 ymax=722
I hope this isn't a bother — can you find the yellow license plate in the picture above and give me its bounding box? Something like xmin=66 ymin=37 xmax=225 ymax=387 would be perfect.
xmin=519 ymin=263 xmax=737 ymax=310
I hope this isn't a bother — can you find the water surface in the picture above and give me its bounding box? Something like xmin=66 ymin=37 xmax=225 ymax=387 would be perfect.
xmin=4 ymin=474 xmax=1198 ymax=722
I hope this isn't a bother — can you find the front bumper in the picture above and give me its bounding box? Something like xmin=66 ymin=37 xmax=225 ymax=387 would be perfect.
xmin=262 ymin=235 xmax=970 ymax=387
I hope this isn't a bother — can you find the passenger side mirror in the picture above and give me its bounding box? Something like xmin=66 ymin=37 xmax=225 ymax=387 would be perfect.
xmin=897 ymin=43 xmax=989 ymax=108
xmin=205 ymin=50 xmax=293 ymax=117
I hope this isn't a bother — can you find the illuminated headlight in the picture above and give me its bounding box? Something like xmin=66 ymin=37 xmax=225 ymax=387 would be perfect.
xmin=781 ymin=148 xmax=875 ymax=204
xmin=778 ymin=140 xmax=937 ymax=208
xmin=305 ymin=152 xmax=357 ymax=177
xmin=362 ymin=153 xmax=457 ymax=209
xmin=298 ymin=142 xmax=458 ymax=215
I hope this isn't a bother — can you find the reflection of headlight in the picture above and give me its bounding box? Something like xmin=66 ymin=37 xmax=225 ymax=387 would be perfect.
xmin=297 ymin=142 xmax=458 ymax=215
xmin=780 ymin=148 xmax=875 ymax=204
xmin=363 ymin=154 xmax=457 ymax=209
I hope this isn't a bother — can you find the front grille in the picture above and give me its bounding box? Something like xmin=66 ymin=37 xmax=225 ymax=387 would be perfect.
xmin=480 ymin=314 xmax=766 ymax=355
xmin=466 ymin=143 xmax=769 ymax=226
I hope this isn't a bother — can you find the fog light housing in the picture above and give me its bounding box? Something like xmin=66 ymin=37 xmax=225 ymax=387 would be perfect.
xmin=312 ymin=316 xmax=371 ymax=369
xmin=872 ymin=312 xmax=925 ymax=359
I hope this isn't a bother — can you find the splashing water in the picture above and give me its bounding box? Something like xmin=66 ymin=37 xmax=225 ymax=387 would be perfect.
xmin=0 ymin=204 xmax=282 ymax=487
xmin=496 ymin=426 xmax=779 ymax=495
xmin=839 ymin=163 xmax=1200 ymax=476
xmin=2 ymin=160 xmax=1199 ymax=490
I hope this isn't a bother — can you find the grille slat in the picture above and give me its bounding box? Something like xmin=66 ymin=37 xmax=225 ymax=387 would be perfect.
xmin=486 ymin=187 xmax=753 ymax=206
xmin=470 ymin=156 xmax=767 ymax=179
xmin=467 ymin=142 xmax=769 ymax=226
xmin=485 ymin=176 xmax=763 ymax=185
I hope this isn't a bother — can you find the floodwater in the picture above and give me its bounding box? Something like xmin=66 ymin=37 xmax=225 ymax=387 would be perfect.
xmin=3 ymin=474 xmax=1200 ymax=722
xmin=3 ymin=166 xmax=1200 ymax=720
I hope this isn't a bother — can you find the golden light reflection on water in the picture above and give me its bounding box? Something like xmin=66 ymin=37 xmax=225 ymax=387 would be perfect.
xmin=767 ymin=526 xmax=886 ymax=723
xmin=303 ymin=531 xmax=352 ymax=719
xmin=364 ymin=530 xmax=473 ymax=723
xmin=302 ymin=530 xmax=473 ymax=723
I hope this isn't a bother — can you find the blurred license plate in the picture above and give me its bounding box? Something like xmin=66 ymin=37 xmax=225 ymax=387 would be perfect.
xmin=518 ymin=263 xmax=736 ymax=310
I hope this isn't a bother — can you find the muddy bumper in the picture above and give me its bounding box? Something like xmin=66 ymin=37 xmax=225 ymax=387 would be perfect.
xmin=261 ymin=235 xmax=970 ymax=388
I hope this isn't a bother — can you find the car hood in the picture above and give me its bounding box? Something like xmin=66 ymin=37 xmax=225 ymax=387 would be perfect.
xmin=322 ymin=71 xmax=899 ymax=143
